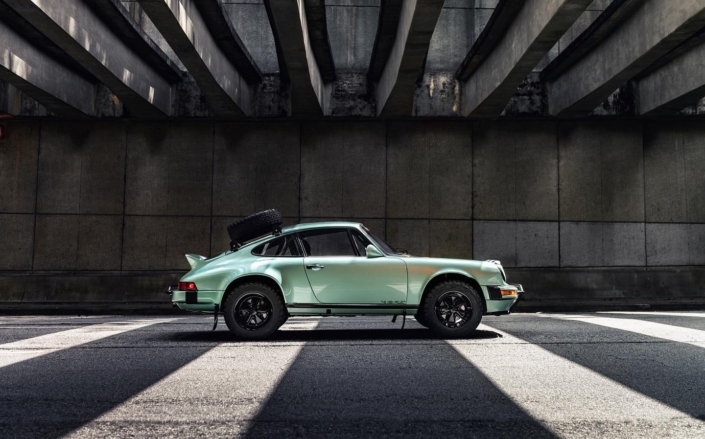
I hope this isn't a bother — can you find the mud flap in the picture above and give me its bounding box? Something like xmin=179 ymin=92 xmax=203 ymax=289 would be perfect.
xmin=212 ymin=304 xmax=219 ymax=331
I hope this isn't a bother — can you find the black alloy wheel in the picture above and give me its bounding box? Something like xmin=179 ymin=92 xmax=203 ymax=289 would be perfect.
xmin=234 ymin=293 xmax=272 ymax=330
xmin=223 ymin=282 xmax=287 ymax=340
xmin=419 ymin=280 xmax=483 ymax=338
xmin=435 ymin=291 xmax=472 ymax=328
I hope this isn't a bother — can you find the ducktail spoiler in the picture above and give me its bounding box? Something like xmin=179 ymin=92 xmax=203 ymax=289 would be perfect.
xmin=185 ymin=254 xmax=207 ymax=270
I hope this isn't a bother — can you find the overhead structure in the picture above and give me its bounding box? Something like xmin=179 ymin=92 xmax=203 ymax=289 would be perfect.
xmin=368 ymin=0 xmax=403 ymax=82
xmin=540 ymin=0 xmax=644 ymax=83
xmin=547 ymin=0 xmax=705 ymax=117
xmin=372 ymin=0 xmax=445 ymax=117
xmin=303 ymin=0 xmax=336 ymax=83
xmin=459 ymin=0 xmax=592 ymax=118
xmin=455 ymin=0 xmax=524 ymax=83
xmin=265 ymin=0 xmax=331 ymax=116
xmin=139 ymin=0 xmax=262 ymax=118
xmin=635 ymin=29 xmax=705 ymax=116
xmin=2 ymin=0 xmax=178 ymax=118
xmin=0 ymin=17 xmax=95 ymax=117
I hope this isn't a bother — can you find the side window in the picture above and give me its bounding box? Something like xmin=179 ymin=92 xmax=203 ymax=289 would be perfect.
xmin=252 ymin=235 xmax=300 ymax=257
xmin=350 ymin=229 xmax=371 ymax=256
xmin=299 ymin=229 xmax=356 ymax=256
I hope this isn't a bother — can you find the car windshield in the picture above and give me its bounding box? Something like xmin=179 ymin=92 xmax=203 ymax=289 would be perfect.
xmin=362 ymin=226 xmax=399 ymax=255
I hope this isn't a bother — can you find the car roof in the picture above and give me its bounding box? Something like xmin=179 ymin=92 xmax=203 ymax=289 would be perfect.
xmin=281 ymin=221 xmax=363 ymax=233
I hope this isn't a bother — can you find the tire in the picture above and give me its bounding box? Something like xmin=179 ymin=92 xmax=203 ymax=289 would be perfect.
xmin=419 ymin=280 xmax=483 ymax=338
xmin=414 ymin=312 xmax=429 ymax=328
xmin=227 ymin=209 xmax=282 ymax=247
xmin=223 ymin=283 xmax=287 ymax=340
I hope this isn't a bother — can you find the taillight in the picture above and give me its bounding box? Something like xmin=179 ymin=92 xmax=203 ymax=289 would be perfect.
xmin=179 ymin=282 xmax=198 ymax=291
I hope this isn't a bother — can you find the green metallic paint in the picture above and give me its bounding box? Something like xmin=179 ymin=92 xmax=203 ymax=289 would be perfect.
xmin=170 ymin=221 xmax=519 ymax=315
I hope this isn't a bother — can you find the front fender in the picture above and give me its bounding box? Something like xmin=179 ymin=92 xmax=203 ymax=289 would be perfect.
xmin=406 ymin=261 xmax=505 ymax=305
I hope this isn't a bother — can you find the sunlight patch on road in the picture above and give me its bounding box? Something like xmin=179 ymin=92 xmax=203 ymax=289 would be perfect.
xmin=599 ymin=311 xmax=705 ymax=319
xmin=0 ymin=318 xmax=173 ymax=369
xmin=448 ymin=324 xmax=704 ymax=436
xmin=544 ymin=314 xmax=705 ymax=349
xmin=64 ymin=319 xmax=323 ymax=438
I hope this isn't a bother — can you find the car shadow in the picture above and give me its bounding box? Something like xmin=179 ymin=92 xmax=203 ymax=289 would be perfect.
xmin=238 ymin=330 xmax=555 ymax=438
xmin=167 ymin=328 xmax=503 ymax=343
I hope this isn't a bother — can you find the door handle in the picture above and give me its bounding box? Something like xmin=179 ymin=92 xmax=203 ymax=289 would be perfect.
xmin=306 ymin=264 xmax=325 ymax=271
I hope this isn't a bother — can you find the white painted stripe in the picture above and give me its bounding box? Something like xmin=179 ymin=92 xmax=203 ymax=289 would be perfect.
xmin=544 ymin=314 xmax=705 ymax=349
xmin=449 ymin=324 xmax=703 ymax=435
xmin=0 ymin=318 xmax=173 ymax=369
xmin=64 ymin=319 xmax=322 ymax=438
xmin=600 ymin=311 xmax=705 ymax=318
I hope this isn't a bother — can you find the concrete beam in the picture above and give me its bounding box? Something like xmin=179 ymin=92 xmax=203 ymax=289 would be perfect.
xmin=3 ymin=0 xmax=173 ymax=118
xmin=637 ymin=33 xmax=705 ymax=116
xmin=87 ymin=0 xmax=182 ymax=83
xmin=455 ymin=0 xmax=524 ymax=82
xmin=265 ymin=0 xmax=329 ymax=116
xmin=375 ymin=0 xmax=445 ymax=117
xmin=139 ymin=0 xmax=255 ymax=117
xmin=189 ymin=0 xmax=262 ymax=83
xmin=548 ymin=0 xmax=705 ymax=117
xmin=0 ymin=18 xmax=95 ymax=117
xmin=541 ymin=0 xmax=644 ymax=82
xmin=303 ymin=0 xmax=336 ymax=83
xmin=368 ymin=0 xmax=402 ymax=82
xmin=462 ymin=0 xmax=591 ymax=118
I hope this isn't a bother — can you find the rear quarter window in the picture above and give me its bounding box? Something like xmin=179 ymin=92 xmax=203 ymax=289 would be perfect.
xmin=252 ymin=235 xmax=300 ymax=257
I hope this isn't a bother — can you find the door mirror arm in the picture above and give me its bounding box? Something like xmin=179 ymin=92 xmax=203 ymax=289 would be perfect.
xmin=365 ymin=244 xmax=384 ymax=258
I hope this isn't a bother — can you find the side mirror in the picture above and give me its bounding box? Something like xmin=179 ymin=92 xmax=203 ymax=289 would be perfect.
xmin=365 ymin=244 xmax=384 ymax=258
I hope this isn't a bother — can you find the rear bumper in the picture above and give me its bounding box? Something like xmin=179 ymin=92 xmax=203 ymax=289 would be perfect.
xmin=167 ymin=287 xmax=222 ymax=312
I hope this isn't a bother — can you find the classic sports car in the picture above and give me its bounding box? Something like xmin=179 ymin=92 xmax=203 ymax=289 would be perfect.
xmin=169 ymin=210 xmax=523 ymax=339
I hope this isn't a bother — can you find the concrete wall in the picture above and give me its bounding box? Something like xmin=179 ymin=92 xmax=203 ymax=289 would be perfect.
xmin=0 ymin=119 xmax=704 ymax=311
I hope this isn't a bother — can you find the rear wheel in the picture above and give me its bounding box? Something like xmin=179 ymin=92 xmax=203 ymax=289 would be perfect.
xmin=223 ymin=283 xmax=287 ymax=340
xmin=419 ymin=281 xmax=483 ymax=338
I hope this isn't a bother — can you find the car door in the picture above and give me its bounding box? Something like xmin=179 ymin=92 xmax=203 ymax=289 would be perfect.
xmin=300 ymin=228 xmax=407 ymax=305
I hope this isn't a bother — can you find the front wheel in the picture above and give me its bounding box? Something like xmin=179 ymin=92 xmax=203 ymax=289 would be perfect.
xmin=223 ymin=283 xmax=287 ymax=340
xmin=419 ymin=281 xmax=483 ymax=338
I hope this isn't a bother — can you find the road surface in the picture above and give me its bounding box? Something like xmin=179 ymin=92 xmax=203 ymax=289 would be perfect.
xmin=1 ymin=312 xmax=704 ymax=438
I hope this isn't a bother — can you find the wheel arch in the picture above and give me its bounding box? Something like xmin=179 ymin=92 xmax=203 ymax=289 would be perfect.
xmin=220 ymin=274 xmax=286 ymax=309
xmin=419 ymin=272 xmax=487 ymax=314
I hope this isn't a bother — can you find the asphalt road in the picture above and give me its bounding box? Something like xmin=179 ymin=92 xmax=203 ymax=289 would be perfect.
xmin=0 ymin=312 xmax=704 ymax=438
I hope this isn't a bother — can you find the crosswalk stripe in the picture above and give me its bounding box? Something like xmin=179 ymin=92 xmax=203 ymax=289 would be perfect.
xmin=599 ymin=311 xmax=705 ymax=318
xmin=63 ymin=318 xmax=321 ymax=438
xmin=448 ymin=323 xmax=703 ymax=436
xmin=0 ymin=318 xmax=173 ymax=369
xmin=542 ymin=314 xmax=705 ymax=348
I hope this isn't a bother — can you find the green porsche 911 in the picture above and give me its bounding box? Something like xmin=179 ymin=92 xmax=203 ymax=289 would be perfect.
xmin=168 ymin=209 xmax=523 ymax=339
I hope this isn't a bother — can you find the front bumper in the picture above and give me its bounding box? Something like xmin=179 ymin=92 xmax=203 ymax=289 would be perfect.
xmin=483 ymin=283 xmax=524 ymax=314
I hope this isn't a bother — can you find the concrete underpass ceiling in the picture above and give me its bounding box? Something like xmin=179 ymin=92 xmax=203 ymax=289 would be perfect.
xmin=2 ymin=0 xmax=705 ymax=118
